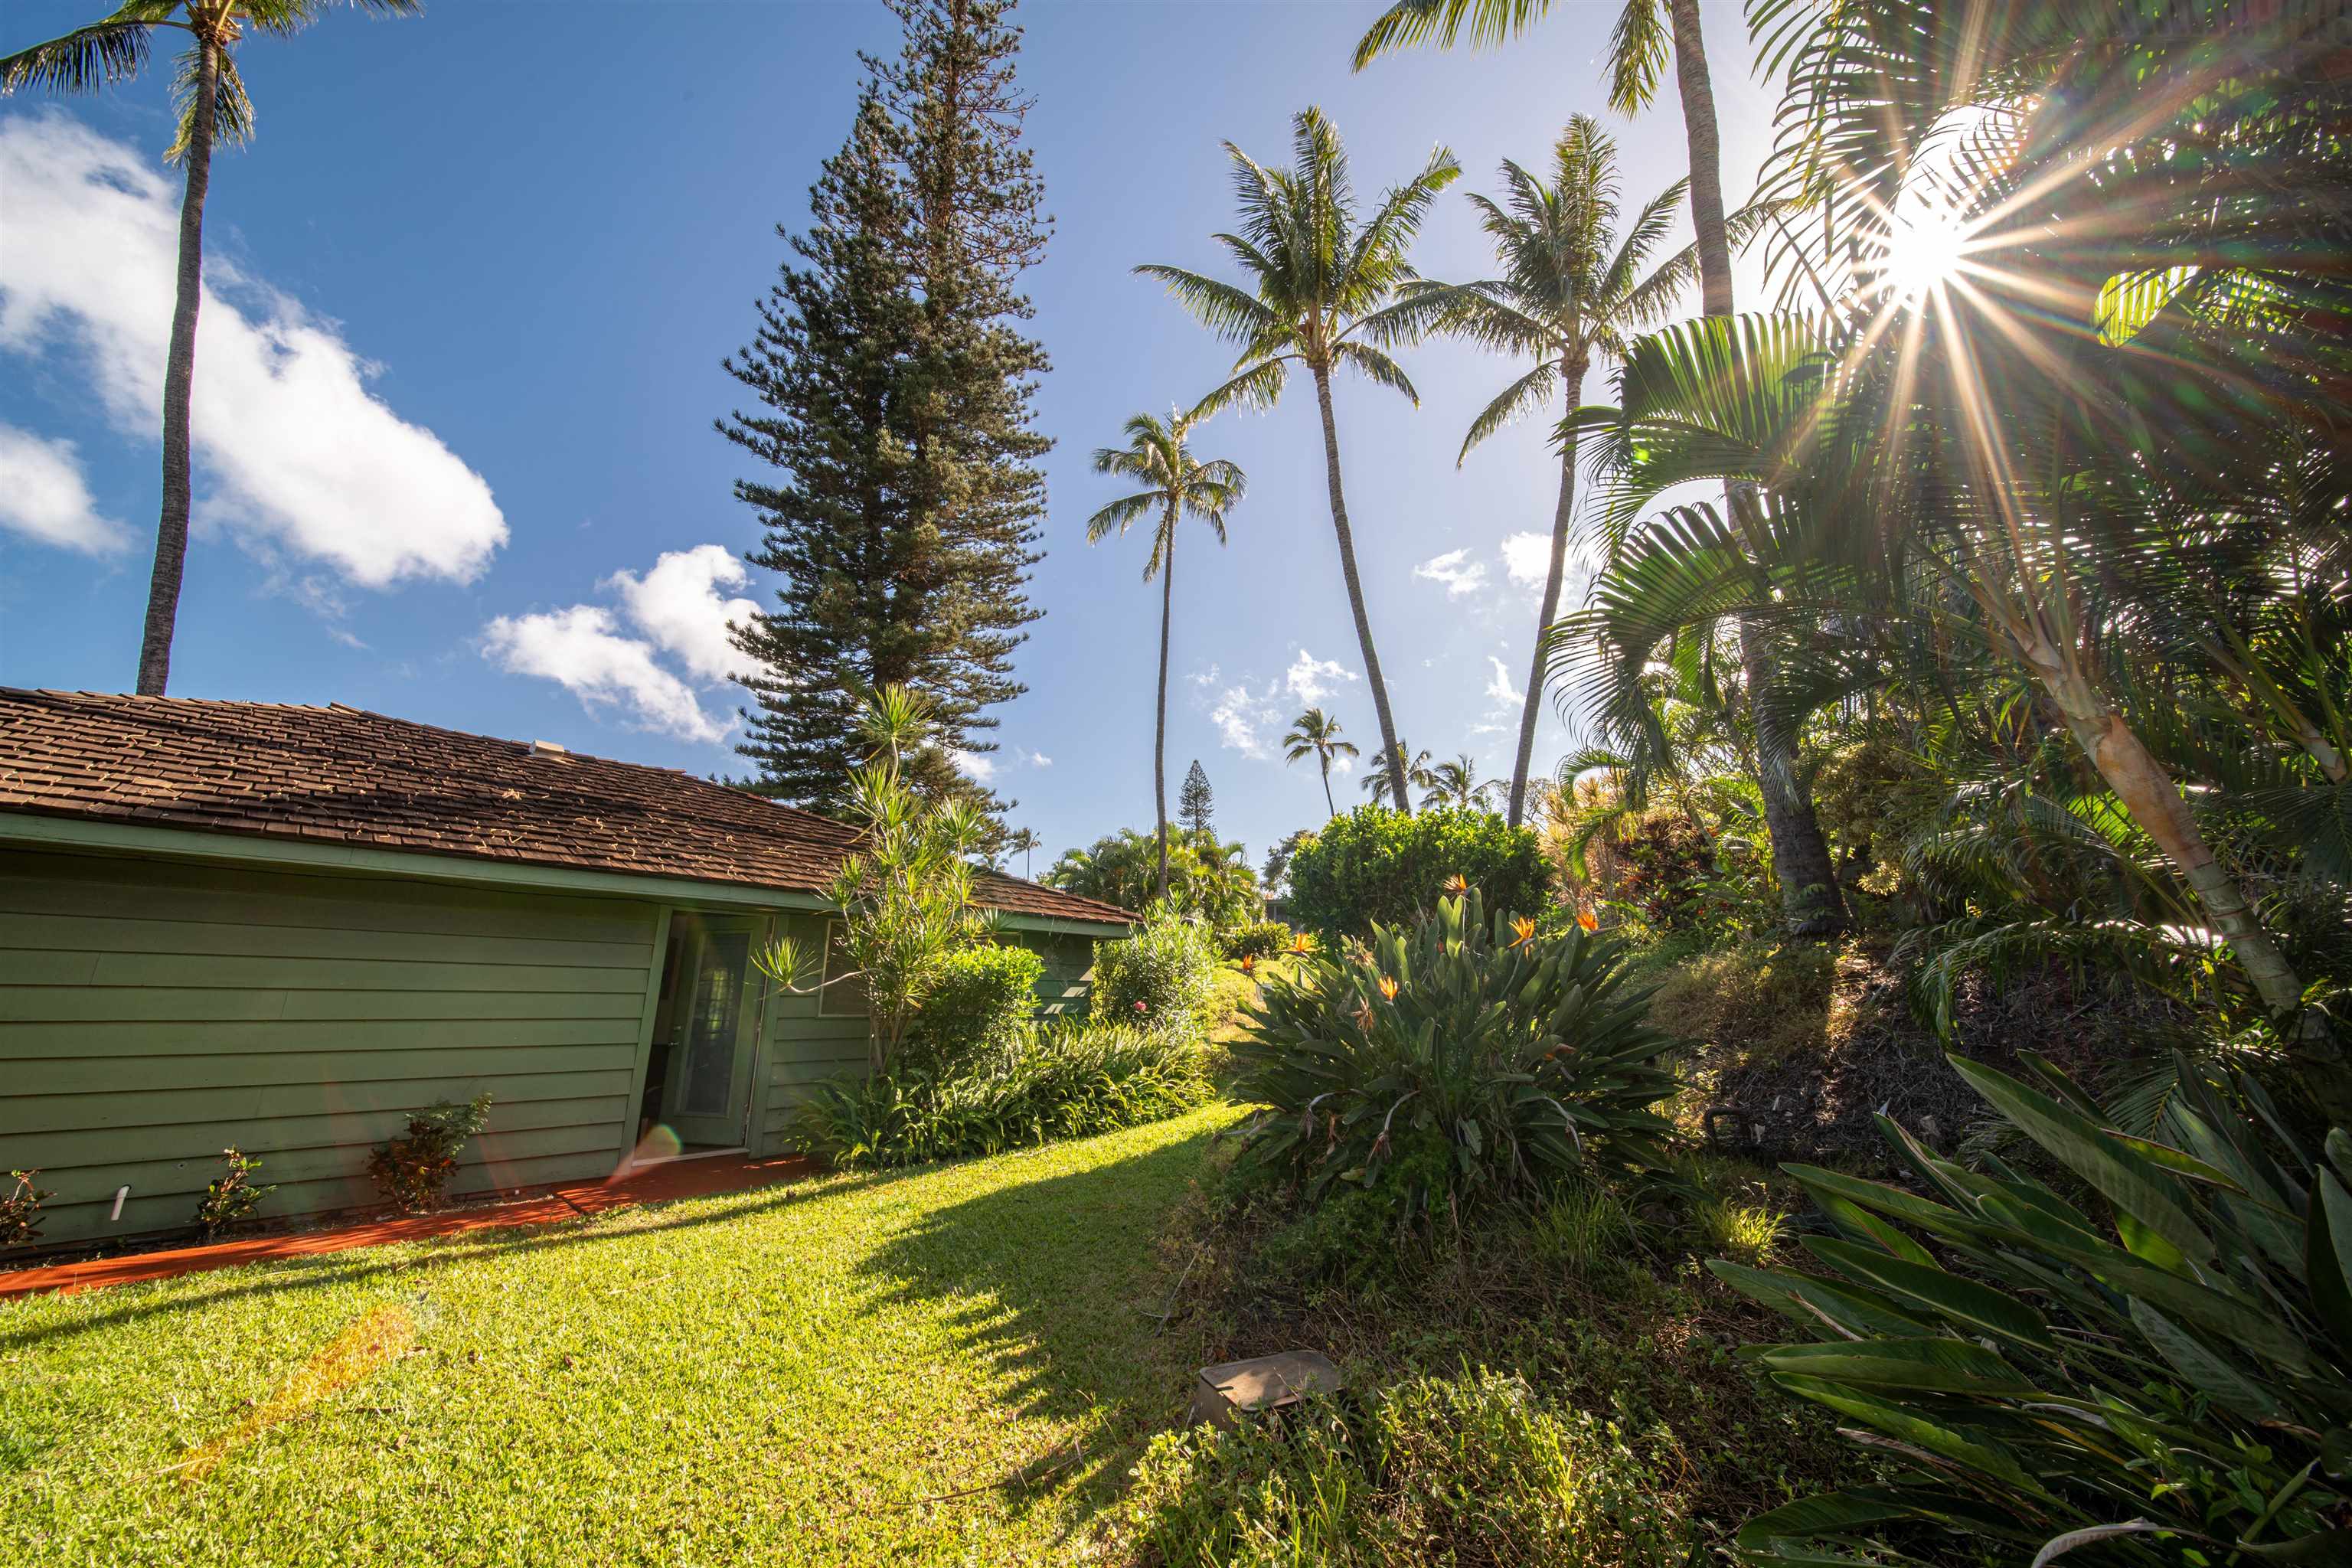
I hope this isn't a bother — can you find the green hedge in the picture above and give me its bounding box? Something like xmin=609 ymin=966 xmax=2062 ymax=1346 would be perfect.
xmin=1092 ymin=909 xmax=1220 ymax=1033
xmin=905 ymin=944 xmax=1044 ymax=1076
xmin=795 ymin=1020 xmax=1210 ymax=1170
xmin=1285 ymin=805 xmax=1551 ymax=938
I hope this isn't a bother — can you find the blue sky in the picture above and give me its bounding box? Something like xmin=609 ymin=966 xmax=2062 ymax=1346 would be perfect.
xmin=0 ymin=0 xmax=1776 ymax=874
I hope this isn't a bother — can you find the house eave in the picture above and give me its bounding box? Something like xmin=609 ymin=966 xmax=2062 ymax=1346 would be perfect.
xmin=0 ymin=809 xmax=1132 ymax=934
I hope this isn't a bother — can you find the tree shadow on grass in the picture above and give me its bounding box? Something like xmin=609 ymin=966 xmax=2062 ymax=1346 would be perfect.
xmin=0 ymin=1169 xmax=897 ymax=1353
xmin=850 ymin=1118 xmax=1226 ymax=1540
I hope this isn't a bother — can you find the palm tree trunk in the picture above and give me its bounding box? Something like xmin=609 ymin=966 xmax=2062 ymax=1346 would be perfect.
xmin=1321 ymin=757 xmax=1335 ymax=818
xmin=1665 ymin=0 xmax=1733 ymax=320
xmin=139 ymin=38 xmax=218 ymax=697
xmin=1154 ymin=506 xmax=1175 ymax=903
xmin=1508 ymin=358 xmax=1585 ymax=827
xmin=1310 ymin=363 xmax=1410 ymax=813
xmin=2010 ymin=619 xmax=2344 ymax=1111
xmin=1666 ymin=0 xmax=1847 ymax=934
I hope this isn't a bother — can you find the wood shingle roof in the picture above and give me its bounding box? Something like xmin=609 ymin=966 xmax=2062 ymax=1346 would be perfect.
xmin=0 ymin=690 xmax=1135 ymax=926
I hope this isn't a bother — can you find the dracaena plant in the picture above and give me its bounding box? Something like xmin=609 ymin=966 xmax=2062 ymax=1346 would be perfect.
xmin=1229 ymin=888 xmax=1677 ymax=1225
xmin=757 ymin=684 xmax=992 ymax=1074
xmin=1714 ymin=1053 xmax=2352 ymax=1564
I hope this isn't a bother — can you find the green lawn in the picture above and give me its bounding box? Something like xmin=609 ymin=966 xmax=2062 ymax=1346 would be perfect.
xmin=2 ymin=1104 xmax=1240 ymax=1566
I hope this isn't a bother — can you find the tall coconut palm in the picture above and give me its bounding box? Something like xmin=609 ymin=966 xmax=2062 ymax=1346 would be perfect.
xmin=1361 ymin=741 xmax=1438 ymax=808
xmin=1138 ymin=109 xmax=1458 ymax=812
xmin=1368 ymin=117 xmax=1701 ymax=828
xmin=1282 ymin=707 xmax=1359 ymax=818
xmin=2 ymin=0 xmax=420 ymax=697
xmin=1086 ymin=409 xmax=1246 ymax=900
xmin=1354 ymin=0 xmax=1851 ymax=936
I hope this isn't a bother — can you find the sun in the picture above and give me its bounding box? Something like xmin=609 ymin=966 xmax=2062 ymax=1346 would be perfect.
xmin=1873 ymin=198 xmax=1973 ymax=302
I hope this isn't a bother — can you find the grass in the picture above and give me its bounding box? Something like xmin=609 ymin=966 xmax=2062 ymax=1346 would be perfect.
xmin=2 ymin=1103 xmax=1242 ymax=1566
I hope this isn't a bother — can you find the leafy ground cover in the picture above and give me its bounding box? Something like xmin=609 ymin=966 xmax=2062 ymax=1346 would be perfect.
xmin=2 ymin=1104 xmax=1240 ymax=1566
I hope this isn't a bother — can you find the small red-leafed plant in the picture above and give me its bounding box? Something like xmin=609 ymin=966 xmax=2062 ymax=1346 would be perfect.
xmin=367 ymin=1094 xmax=493 ymax=1214
xmin=2 ymin=1169 xmax=54 ymax=1249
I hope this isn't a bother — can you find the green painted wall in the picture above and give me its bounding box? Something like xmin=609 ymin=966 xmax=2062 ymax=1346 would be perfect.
xmin=0 ymin=842 xmax=1123 ymax=1247
xmin=1018 ymin=930 xmax=1098 ymax=1018
xmin=0 ymin=848 xmax=662 ymax=1246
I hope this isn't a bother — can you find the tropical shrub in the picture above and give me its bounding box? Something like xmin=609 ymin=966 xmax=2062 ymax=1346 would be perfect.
xmin=1127 ymin=1367 xmax=1682 ymax=1567
xmin=1220 ymin=920 xmax=1294 ymax=963
xmin=1229 ymin=890 xmax=1677 ymax=1230
xmin=1605 ymin=805 xmax=1718 ymax=933
xmin=906 ymin=943 xmax=1044 ymax=1076
xmin=1285 ymin=804 xmax=1550 ymax=939
xmin=1714 ymin=1054 xmax=2351 ymax=1563
xmin=2 ymin=1169 xmax=53 ymax=1249
xmin=1092 ymin=906 xmax=1220 ymax=1034
xmin=795 ymin=1019 xmax=1209 ymax=1169
xmin=1044 ymin=825 xmax=1260 ymax=929
xmin=192 ymin=1146 xmax=275 ymax=1239
xmin=366 ymin=1093 xmax=493 ymax=1214
xmin=754 ymin=686 xmax=993 ymax=1073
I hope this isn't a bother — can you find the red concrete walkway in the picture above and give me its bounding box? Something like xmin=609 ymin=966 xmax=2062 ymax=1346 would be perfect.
xmin=0 ymin=1153 xmax=820 ymax=1302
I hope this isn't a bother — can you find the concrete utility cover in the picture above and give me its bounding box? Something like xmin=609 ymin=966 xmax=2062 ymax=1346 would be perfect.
xmin=1188 ymin=1350 xmax=1344 ymax=1429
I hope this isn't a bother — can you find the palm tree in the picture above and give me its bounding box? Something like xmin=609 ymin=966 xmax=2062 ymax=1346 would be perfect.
xmin=1003 ymin=827 xmax=1041 ymax=881
xmin=1282 ymin=707 xmax=1359 ymax=818
xmin=2 ymin=0 xmax=420 ymax=697
xmin=1139 ymin=109 xmax=1458 ymax=813
xmin=1353 ymin=0 xmax=1850 ymax=936
xmin=1086 ymin=409 xmax=1245 ymax=901
xmin=1361 ymin=741 xmax=1437 ymax=808
xmin=1367 ymin=118 xmax=1700 ymax=828
xmin=1421 ymin=753 xmax=1504 ymax=812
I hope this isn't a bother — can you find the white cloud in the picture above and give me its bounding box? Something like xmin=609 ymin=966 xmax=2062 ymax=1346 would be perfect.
xmin=481 ymin=541 xmax=753 ymax=743
xmin=952 ymin=749 xmax=998 ymax=782
xmin=1195 ymin=652 xmax=1358 ymax=762
xmin=482 ymin=605 xmax=726 ymax=743
xmin=1413 ymin=547 xmax=1488 ymax=598
xmin=605 ymin=544 xmax=756 ymax=684
xmin=1501 ymin=528 xmax=1605 ymax=603
xmin=0 ymin=115 xmax=505 ymax=587
xmin=1282 ymin=648 xmax=1357 ymax=705
xmin=1021 ymin=749 xmax=1053 ymax=769
xmin=1501 ymin=532 xmax=1553 ymax=590
xmin=1208 ymin=682 xmax=1275 ymax=759
xmin=0 ymin=423 xmax=129 ymax=554
xmin=1485 ymin=655 xmax=1524 ymax=707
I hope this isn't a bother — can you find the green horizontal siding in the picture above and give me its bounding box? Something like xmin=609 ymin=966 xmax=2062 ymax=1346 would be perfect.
xmin=0 ymin=849 xmax=660 ymax=1248
xmin=1021 ymin=932 xmax=1098 ymax=1018
xmin=754 ymin=914 xmax=869 ymax=1152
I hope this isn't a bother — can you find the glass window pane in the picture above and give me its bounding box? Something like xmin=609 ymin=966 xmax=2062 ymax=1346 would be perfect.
xmin=677 ymin=930 xmax=749 ymax=1116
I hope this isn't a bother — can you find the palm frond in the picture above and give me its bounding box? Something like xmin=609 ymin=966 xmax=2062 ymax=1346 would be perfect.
xmin=0 ymin=6 xmax=170 ymax=96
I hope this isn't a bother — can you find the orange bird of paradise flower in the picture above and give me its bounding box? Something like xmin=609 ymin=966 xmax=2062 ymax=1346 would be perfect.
xmin=1441 ymin=874 xmax=1469 ymax=895
xmin=1576 ymin=910 xmax=1598 ymax=933
xmin=1377 ymin=975 xmax=1399 ymax=1001
xmin=1510 ymin=916 xmax=1537 ymax=949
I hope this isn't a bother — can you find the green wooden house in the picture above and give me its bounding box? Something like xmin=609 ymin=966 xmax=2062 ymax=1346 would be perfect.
xmin=0 ymin=690 xmax=1135 ymax=1250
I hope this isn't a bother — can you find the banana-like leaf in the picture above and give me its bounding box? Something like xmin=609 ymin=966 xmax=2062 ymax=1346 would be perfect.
xmin=1759 ymin=1336 xmax=2040 ymax=1396
xmin=2308 ymin=1169 xmax=2352 ymax=1361
xmin=1805 ymin=1236 xmax=2054 ymax=1349
xmin=2031 ymin=1520 xmax=2161 ymax=1567
xmin=1949 ymin=1057 xmax=2216 ymax=1268
xmin=1770 ymin=1375 xmax=2042 ymax=1494
xmin=2129 ymin=1298 xmax=2286 ymax=1423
